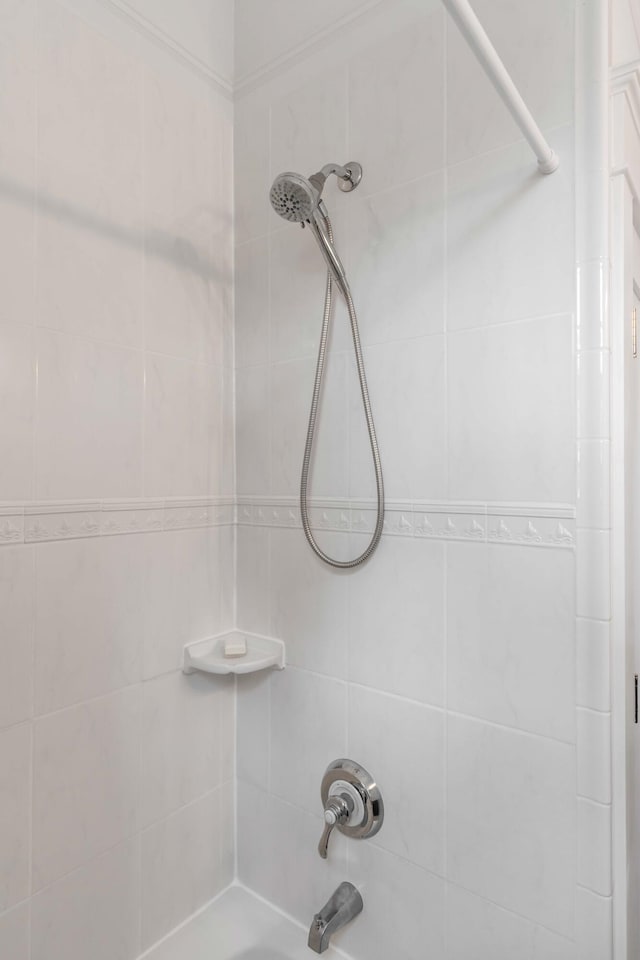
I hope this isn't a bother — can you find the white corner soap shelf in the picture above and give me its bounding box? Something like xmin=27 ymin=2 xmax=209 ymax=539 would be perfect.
xmin=182 ymin=631 xmax=285 ymax=676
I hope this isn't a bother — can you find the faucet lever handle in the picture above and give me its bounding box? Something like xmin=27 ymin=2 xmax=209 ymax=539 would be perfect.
xmin=318 ymin=795 xmax=351 ymax=859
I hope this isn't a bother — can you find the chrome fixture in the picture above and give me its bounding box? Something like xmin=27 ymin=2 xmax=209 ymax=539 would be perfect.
xmin=308 ymin=881 xmax=363 ymax=954
xmin=270 ymin=163 xmax=361 ymax=298
xmin=269 ymin=162 xmax=385 ymax=570
xmin=318 ymin=758 xmax=384 ymax=859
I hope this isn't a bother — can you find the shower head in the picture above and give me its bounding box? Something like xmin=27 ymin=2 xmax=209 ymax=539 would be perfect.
xmin=269 ymin=162 xmax=362 ymax=224
xmin=268 ymin=162 xmax=362 ymax=299
xmin=269 ymin=171 xmax=319 ymax=223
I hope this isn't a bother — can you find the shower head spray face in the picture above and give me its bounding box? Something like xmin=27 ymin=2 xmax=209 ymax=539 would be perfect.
xmin=269 ymin=172 xmax=319 ymax=223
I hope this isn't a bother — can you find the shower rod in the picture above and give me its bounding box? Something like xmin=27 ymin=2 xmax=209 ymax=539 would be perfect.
xmin=442 ymin=0 xmax=559 ymax=174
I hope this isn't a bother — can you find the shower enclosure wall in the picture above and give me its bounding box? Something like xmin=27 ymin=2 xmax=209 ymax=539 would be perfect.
xmin=234 ymin=1 xmax=610 ymax=958
xmin=0 ymin=0 xmax=621 ymax=959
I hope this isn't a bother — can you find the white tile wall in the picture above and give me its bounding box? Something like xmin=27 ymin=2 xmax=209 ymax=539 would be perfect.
xmin=0 ymin=723 xmax=31 ymax=912
xmin=349 ymin=335 xmax=447 ymax=501
xmin=31 ymin=838 xmax=141 ymax=960
xmin=32 ymin=686 xmax=141 ymax=891
xmin=342 ymin=842 xmax=445 ymax=960
xmin=140 ymin=671 xmax=230 ymax=828
xmin=447 ymin=315 xmax=575 ymax=503
xmin=143 ymin=352 xmax=222 ymax=497
xmin=237 ymin=779 xmax=348 ymax=925
xmin=345 ymin=173 xmax=446 ymax=346
xmin=0 ymin=0 xmax=613 ymax=957
xmin=446 ymin=885 xmax=577 ymax=960
xmin=447 ymin=543 xmax=575 ymax=741
xmin=0 ymin=546 xmax=34 ymax=728
xmin=447 ymin=716 xmax=575 ymax=936
xmin=270 ymin=668 xmax=348 ymax=812
xmin=0 ymin=0 xmax=36 ymax=331
xmin=0 ymin=322 xmax=35 ymax=499
xmin=35 ymin=329 xmax=144 ymax=500
xmin=349 ymin=685 xmax=445 ymax=875
xmin=233 ymin=0 xmax=602 ymax=954
xmin=0 ymin=1 xmax=236 ymax=956
xmin=235 ymin=238 xmax=269 ymax=369
xmin=140 ymin=789 xmax=229 ymax=950
xmin=34 ymin=535 xmax=145 ymax=714
xmin=0 ymin=903 xmax=30 ymax=960
xmin=270 ymin=527 xmax=349 ymax=677
xmin=446 ymin=0 xmax=574 ymax=165
xmin=348 ymin=534 xmax=445 ymax=705
xmin=348 ymin=14 xmax=445 ymax=195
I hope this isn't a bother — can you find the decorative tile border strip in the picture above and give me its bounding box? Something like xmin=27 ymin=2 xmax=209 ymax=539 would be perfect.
xmin=237 ymin=497 xmax=577 ymax=549
xmin=0 ymin=497 xmax=236 ymax=546
xmin=0 ymin=496 xmax=576 ymax=548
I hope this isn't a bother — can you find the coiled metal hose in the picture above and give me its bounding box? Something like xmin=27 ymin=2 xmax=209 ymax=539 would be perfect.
xmin=300 ymin=211 xmax=384 ymax=568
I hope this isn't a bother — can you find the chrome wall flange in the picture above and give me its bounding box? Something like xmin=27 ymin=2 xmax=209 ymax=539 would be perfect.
xmin=337 ymin=161 xmax=363 ymax=192
xmin=318 ymin=758 xmax=384 ymax=859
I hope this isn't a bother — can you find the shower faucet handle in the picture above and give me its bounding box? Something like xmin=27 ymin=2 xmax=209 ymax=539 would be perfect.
xmin=317 ymin=759 xmax=384 ymax=860
xmin=318 ymin=794 xmax=352 ymax=859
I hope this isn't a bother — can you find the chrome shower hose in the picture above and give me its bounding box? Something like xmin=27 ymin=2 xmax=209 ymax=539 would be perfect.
xmin=300 ymin=212 xmax=384 ymax=568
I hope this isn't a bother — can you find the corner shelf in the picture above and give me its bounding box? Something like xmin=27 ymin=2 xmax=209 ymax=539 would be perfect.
xmin=182 ymin=631 xmax=285 ymax=676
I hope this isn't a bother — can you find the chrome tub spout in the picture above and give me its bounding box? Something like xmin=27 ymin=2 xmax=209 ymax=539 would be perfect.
xmin=308 ymin=881 xmax=363 ymax=954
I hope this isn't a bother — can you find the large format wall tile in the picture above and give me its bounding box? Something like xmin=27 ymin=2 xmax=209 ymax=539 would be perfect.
xmin=446 ymin=884 xmax=576 ymax=960
xmin=447 ymin=542 xmax=575 ymax=741
xmin=31 ymin=838 xmax=140 ymax=960
xmin=143 ymin=73 xmax=226 ymax=365
xmin=141 ymin=790 xmax=225 ymax=950
xmin=142 ymin=527 xmax=225 ymax=679
xmin=345 ymin=172 xmax=445 ymax=346
xmin=236 ymin=365 xmax=270 ymax=496
xmin=269 ymin=214 xmax=349 ymax=364
xmin=447 ymin=715 xmax=575 ymax=936
xmin=348 ymin=13 xmax=445 ymax=194
xmin=35 ymin=329 xmax=144 ymax=500
xmin=270 ymin=527 xmax=348 ymax=677
xmin=32 ymin=687 xmax=140 ymax=891
xmin=349 ymin=685 xmax=445 ymax=875
xmin=37 ymin=1 xmax=143 ymax=348
xmin=270 ymin=667 xmax=347 ymax=813
xmin=237 ymin=780 xmax=348 ymax=926
xmin=446 ymin=0 xmax=574 ymax=165
xmin=0 ymin=321 xmax=34 ymax=499
xmin=270 ymin=353 xmax=348 ymax=498
xmin=236 ymin=524 xmax=270 ymax=636
xmin=0 ymin=723 xmax=31 ymax=912
xmin=235 ymin=238 xmax=269 ymax=369
xmin=448 ymin=315 xmax=574 ymax=503
xmin=141 ymin=670 xmax=229 ymax=828
xmin=270 ymin=69 xmax=347 ymax=190
xmin=0 ymin=903 xmax=30 ymax=960
xmin=447 ymin=128 xmax=574 ymax=330
xmin=350 ymin=335 xmax=446 ymax=501
xmin=143 ymin=352 xmax=222 ymax=497
xmin=234 ymin=97 xmax=270 ymax=244
xmin=0 ymin=0 xmax=36 ymax=330
xmin=342 ymin=842 xmax=445 ymax=960
xmin=35 ymin=536 xmax=144 ymax=715
xmin=0 ymin=546 xmax=34 ymax=730
xmin=348 ymin=534 xmax=445 ymax=706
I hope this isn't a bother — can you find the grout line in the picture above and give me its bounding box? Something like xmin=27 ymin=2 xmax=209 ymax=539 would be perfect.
xmin=277 ymin=662 xmax=578 ymax=748
xmin=442 ymin=16 xmax=450 ymax=948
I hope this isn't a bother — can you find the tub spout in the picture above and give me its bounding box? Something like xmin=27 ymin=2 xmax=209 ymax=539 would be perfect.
xmin=308 ymin=881 xmax=363 ymax=954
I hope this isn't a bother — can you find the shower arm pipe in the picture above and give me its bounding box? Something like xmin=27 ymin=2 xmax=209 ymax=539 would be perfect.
xmin=441 ymin=0 xmax=559 ymax=174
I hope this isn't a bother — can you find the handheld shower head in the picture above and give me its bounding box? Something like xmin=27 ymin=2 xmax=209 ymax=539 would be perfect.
xmin=269 ymin=172 xmax=319 ymax=223
xmin=269 ymin=162 xmax=362 ymax=224
xmin=269 ymin=162 xmax=363 ymax=299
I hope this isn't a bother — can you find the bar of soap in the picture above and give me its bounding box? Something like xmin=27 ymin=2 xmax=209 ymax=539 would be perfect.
xmin=224 ymin=634 xmax=247 ymax=658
